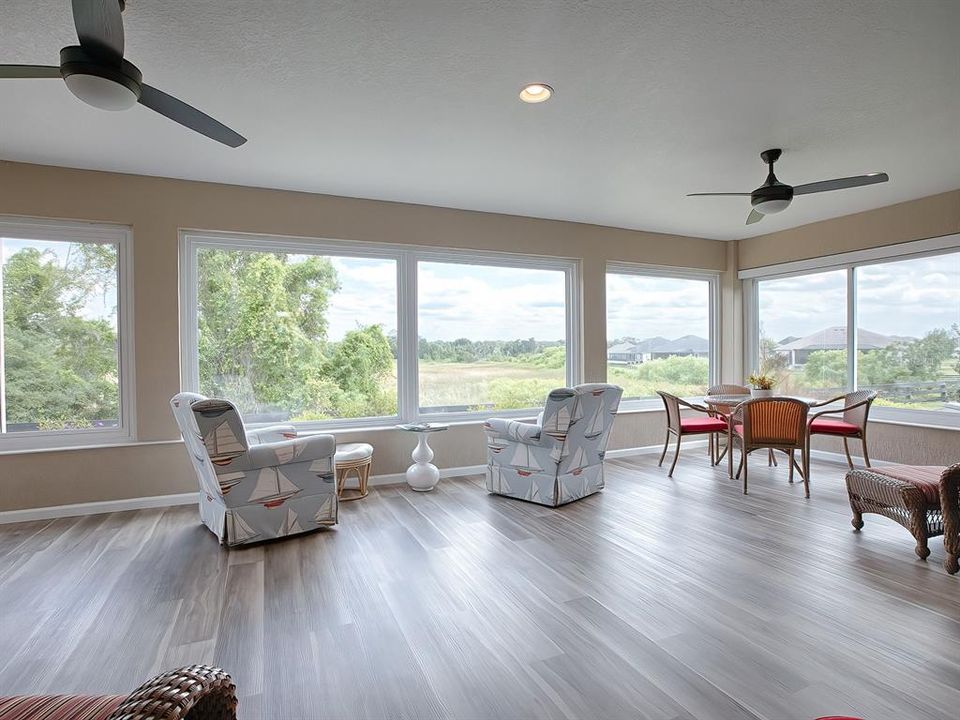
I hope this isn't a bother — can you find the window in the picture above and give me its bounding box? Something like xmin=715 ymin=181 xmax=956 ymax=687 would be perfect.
xmin=193 ymin=245 xmax=399 ymax=424
xmin=756 ymin=269 xmax=848 ymax=400
xmin=856 ymin=253 xmax=960 ymax=413
xmin=182 ymin=233 xmax=579 ymax=427
xmin=417 ymin=260 xmax=571 ymax=414
xmin=0 ymin=218 xmax=133 ymax=450
xmin=605 ymin=266 xmax=717 ymax=403
xmin=745 ymin=238 xmax=960 ymax=424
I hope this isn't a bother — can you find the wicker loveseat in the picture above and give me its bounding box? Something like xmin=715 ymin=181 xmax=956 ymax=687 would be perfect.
xmin=846 ymin=464 xmax=959 ymax=574
xmin=0 ymin=665 xmax=237 ymax=720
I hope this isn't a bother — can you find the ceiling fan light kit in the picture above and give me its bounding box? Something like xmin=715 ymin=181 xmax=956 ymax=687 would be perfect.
xmin=1 ymin=0 xmax=246 ymax=146
xmin=688 ymin=147 xmax=889 ymax=225
xmin=60 ymin=46 xmax=141 ymax=110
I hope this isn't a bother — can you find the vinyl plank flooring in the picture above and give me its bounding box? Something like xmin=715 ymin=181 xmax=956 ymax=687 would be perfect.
xmin=1 ymin=454 xmax=957 ymax=719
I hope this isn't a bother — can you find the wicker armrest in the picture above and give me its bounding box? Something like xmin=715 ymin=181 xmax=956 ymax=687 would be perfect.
xmin=107 ymin=665 xmax=236 ymax=720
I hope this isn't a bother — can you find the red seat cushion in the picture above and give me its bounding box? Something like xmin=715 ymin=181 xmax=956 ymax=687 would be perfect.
xmin=679 ymin=416 xmax=728 ymax=433
xmin=810 ymin=418 xmax=861 ymax=436
xmin=0 ymin=695 xmax=124 ymax=720
xmin=869 ymin=465 xmax=944 ymax=506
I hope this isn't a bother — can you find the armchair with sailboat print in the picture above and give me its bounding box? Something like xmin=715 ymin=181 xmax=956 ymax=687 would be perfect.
xmin=170 ymin=393 xmax=338 ymax=547
xmin=483 ymin=383 xmax=623 ymax=507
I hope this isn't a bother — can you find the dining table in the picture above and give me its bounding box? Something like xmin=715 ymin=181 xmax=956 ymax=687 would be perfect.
xmin=698 ymin=393 xmax=824 ymax=466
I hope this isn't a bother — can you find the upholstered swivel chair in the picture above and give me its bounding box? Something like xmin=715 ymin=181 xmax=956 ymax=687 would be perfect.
xmin=483 ymin=383 xmax=622 ymax=506
xmin=170 ymin=392 xmax=338 ymax=546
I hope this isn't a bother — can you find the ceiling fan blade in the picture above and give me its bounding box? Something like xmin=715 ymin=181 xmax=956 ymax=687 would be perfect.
xmin=0 ymin=65 xmax=61 ymax=78
xmin=72 ymin=0 xmax=125 ymax=61
xmin=687 ymin=192 xmax=751 ymax=197
xmin=746 ymin=209 xmax=764 ymax=225
xmin=138 ymin=84 xmax=247 ymax=147
xmin=793 ymin=173 xmax=889 ymax=196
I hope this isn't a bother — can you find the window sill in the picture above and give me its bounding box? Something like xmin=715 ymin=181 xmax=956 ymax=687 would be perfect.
xmin=0 ymin=438 xmax=171 ymax=457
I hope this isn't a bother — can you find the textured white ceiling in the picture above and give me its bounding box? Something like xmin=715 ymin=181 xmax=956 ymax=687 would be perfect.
xmin=1 ymin=0 xmax=958 ymax=240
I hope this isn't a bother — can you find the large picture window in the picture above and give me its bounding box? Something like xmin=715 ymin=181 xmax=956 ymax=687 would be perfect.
xmin=195 ymin=247 xmax=399 ymax=423
xmin=747 ymin=241 xmax=960 ymax=424
xmin=605 ymin=267 xmax=716 ymax=402
xmin=182 ymin=234 xmax=579 ymax=427
xmin=0 ymin=218 xmax=133 ymax=449
xmin=756 ymin=269 xmax=848 ymax=399
xmin=417 ymin=260 xmax=570 ymax=414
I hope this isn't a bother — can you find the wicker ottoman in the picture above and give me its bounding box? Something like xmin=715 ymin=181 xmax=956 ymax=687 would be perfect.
xmin=845 ymin=464 xmax=959 ymax=574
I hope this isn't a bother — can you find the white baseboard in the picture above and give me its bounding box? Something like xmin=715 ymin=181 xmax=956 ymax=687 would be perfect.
xmin=808 ymin=448 xmax=895 ymax=467
xmin=367 ymin=463 xmax=488 ymax=487
xmin=0 ymin=447 xmax=713 ymax=525
xmin=605 ymin=439 xmax=709 ymax=459
xmin=0 ymin=465 xmax=491 ymax=524
xmin=0 ymin=492 xmax=199 ymax=525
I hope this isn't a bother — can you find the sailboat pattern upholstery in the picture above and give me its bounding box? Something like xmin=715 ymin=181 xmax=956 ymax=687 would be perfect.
xmin=484 ymin=383 xmax=623 ymax=506
xmin=170 ymin=392 xmax=338 ymax=546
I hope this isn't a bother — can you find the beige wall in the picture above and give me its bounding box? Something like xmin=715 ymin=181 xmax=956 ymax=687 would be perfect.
xmin=738 ymin=190 xmax=960 ymax=269
xmin=0 ymin=161 xmax=728 ymax=511
xmin=739 ymin=187 xmax=960 ymax=467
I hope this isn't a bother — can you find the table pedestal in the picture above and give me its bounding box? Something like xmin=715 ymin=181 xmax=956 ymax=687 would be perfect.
xmin=406 ymin=432 xmax=440 ymax=492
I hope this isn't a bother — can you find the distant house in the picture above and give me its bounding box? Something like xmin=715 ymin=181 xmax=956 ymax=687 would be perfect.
xmin=775 ymin=326 xmax=912 ymax=365
xmin=607 ymin=335 xmax=709 ymax=364
xmin=607 ymin=342 xmax=645 ymax=364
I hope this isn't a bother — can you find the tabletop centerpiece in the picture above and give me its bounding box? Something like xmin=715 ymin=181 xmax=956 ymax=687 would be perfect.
xmin=746 ymin=372 xmax=777 ymax=398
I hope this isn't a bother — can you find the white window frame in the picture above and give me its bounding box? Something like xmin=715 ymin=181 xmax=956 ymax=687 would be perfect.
xmin=605 ymin=262 xmax=720 ymax=410
xmin=0 ymin=216 xmax=136 ymax=452
xmin=414 ymin=250 xmax=580 ymax=423
xmin=180 ymin=230 xmax=581 ymax=429
xmin=741 ymin=233 xmax=960 ymax=428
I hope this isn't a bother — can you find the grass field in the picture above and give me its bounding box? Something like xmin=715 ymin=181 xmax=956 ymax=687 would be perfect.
xmin=417 ymin=361 xmax=565 ymax=410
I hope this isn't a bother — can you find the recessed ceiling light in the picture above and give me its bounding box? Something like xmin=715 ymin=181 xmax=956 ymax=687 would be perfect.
xmin=519 ymin=83 xmax=553 ymax=104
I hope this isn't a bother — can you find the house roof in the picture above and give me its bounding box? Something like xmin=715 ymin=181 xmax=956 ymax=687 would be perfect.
xmin=607 ymin=335 xmax=709 ymax=355
xmin=776 ymin=326 xmax=910 ymax=351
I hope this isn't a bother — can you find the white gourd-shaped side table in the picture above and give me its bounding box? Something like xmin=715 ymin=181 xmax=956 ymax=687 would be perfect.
xmin=396 ymin=423 xmax=448 ymax=492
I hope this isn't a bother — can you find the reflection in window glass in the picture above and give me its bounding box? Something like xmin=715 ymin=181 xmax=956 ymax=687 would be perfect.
xmin=756 ymin=269 xmax=847 ymax=399
xmin=196 ymin=249 xmax=398 ymax=421
xmin=606 ymin=273 xmax=711 ymax=399
xmin=417 ymin=262 xmax=567 ymax=412
xmin=2 ymin=237 xmax=120 ymax=432
xmin=856 ymin=253 xmax=960 ymax=412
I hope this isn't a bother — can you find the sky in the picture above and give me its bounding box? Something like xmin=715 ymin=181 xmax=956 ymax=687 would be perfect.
xmin=606 ymin=273 xmax=710 ymax=342
xmin=325 ymin=258 xmax=568 ymax=342
xmin=1 ymin=238 xmax=118 ymax=326
xmin=759 ymin=253 xmax=960 ymax=342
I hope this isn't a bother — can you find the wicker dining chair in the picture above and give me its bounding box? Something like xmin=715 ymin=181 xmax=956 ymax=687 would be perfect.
xmin=807 ymin=390 xmax=877 ymax=470
xmin=656 ymin=391 xmax=729 ymax=477
xmin=728 ymin=397 xmax=811 ymax=497
xmin=705 ymin=384 xmax=751 ymax=464
xmin=0 ymin=665 xmax=237 ymax=720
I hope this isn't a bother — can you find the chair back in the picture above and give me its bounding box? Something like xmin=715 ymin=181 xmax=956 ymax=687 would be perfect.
xmin=707 ymin=384 xmax=750 ymax=396
xmin=171 ymin=392 xmax=224 ymax=499
xmin=843 ymin=390 xmax=877 ymax=429
xmin=740 ymin=397 xmax=809 ymax=448
xmin=541 ymin=384 xmax=622 ymax=471
xmin=656 ymin=391 xmax=683 ymax=433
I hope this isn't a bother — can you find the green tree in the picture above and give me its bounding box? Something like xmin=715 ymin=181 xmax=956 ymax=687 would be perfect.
xmin=802 ymin=350 xmax=847 ymax=388
xmin=2 ymin=244 xmax=119 ymax=428
xmin=324 ymin=325 xmax=394 ymax=399
xmin=197 ymin=250 xmax=340 ymax=414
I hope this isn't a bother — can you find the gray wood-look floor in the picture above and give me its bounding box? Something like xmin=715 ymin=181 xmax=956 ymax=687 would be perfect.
xmin=1 ymin=453 xmax=958 ymax=720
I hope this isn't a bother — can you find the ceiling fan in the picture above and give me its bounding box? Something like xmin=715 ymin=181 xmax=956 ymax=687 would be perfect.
xmin=688 ymin=149 xmax=888 ymax=225
xmin=0 ymin=0 xmax=246 ymax=147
